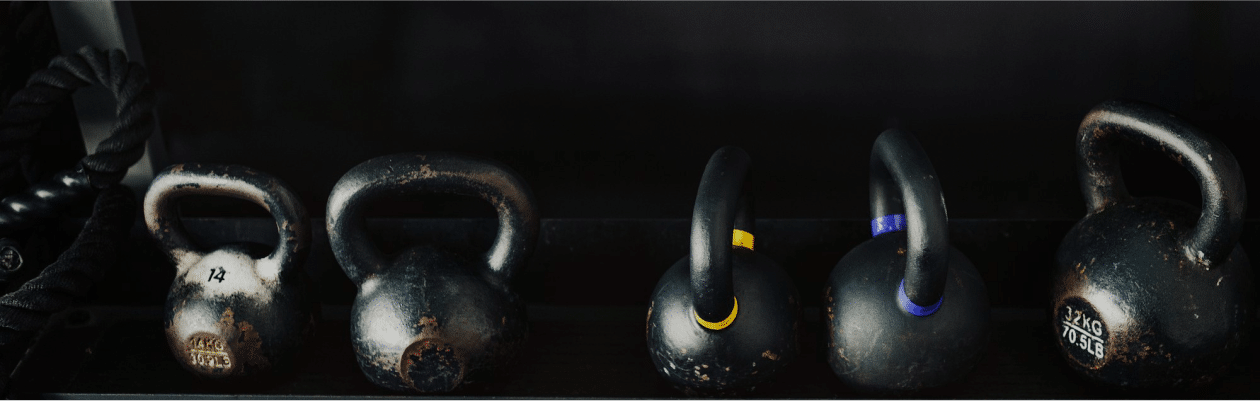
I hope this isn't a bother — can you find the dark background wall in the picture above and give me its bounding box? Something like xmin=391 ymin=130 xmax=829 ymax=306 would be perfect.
xmin=130 ymin=2 xmax=1260 ymax=220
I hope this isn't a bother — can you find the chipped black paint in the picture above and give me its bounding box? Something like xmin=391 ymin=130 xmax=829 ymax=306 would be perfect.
xmin=327 ymin=152 xmax=538 ymax=393
xmin=647 ymin=146 xmax=800 ymax=395
xmin=1054 ymin=100 xmax=1254 ymax=389
xmin=145 ymin=163 xmax=316 ymax=380
xmin=825 ymin=129 xmax=990 ymax=393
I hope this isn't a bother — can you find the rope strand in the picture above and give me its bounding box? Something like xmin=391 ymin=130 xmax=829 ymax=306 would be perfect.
xmin=0 ymin=45 xmax=152 ymax=392
xmin=0 ymin=46 xmax=155 ymax=236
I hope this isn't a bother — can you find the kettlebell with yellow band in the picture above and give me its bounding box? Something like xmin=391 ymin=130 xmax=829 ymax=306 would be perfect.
xmin=646 ymin=146 xmax=800 ymax=395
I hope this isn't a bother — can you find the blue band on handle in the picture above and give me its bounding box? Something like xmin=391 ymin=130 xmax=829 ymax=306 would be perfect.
xmin=871 ymin=214 xmax=907 ymax=237
xmin=898 ymin=278 xmax=943 ymax=316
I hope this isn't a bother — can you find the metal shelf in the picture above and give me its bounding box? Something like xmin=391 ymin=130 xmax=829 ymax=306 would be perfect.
xmin=7 ymin=218 xmax=1260 ymax=398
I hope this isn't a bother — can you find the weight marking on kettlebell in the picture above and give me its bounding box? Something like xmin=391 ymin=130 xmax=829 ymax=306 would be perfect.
xmin=187 ymin=333 xmax=232 ymax=370
xmin=1057 ymin=300 xmax=1108 ymax=363
xmin=208 ymin=267 xmax=226 ymax=283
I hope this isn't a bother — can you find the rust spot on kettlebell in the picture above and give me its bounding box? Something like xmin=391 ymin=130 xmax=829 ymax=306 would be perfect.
xmin=233 ymin=320 xmax=270 ymax=371
xmin=400 ymin=339 xmax=465 ymax=393
xmin=761 ymin=350 xmax=779 ymax=361
xmin=646 ymin=302 xmax=654 ymax=334
xmin=212 ymin=308 xmax=271 ymax=371
xmin=418 ymin=165 xmax=436 ymax=179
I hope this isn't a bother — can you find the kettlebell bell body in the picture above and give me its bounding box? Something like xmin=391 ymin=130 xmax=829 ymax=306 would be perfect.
xmin=145 ymin=163 xmax=315 ymax=379
xmin=825 ymin=129 xmax=990 ymax=393
xmin=327 ymin=153 xmax=538 ymax=393
xmin=1054 ymin=100 xmax=1253 ymax=388
xmin=647 ymin=146 xmax=800 ymax=395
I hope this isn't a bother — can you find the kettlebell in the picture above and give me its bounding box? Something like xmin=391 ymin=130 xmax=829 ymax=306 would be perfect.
xmin=327 ymin=152 xmax=538 ymax=393
xmin=1053 ymin=100 xmax=1253 ymax=388
xmin=145 ymin=163 xmax=315 ymax=379
xmin=646 ymin=146 xmax=799 ymax=395
xmin=824 ymin=129 xmax=990 ymax=393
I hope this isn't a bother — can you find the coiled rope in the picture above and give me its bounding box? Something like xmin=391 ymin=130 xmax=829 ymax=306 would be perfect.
xmin=0 ymin=187 xmax=134 ymax=392
xmin=0 ymin=44 xmax=154 ymax=393
xmin=0 ymin=46 xmax=154 ymax=235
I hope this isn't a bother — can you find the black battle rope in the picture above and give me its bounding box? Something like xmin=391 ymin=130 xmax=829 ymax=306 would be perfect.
xmin=0 ymin=187 xmax=134 ymax=393
xmin=0 ymin=46 xmax=152 ymax=393
xmin=0 ymin=46 xmax=154 ymax=235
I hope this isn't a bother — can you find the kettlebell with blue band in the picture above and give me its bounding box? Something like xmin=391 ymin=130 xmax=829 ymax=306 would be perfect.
xmin=824 ymin=129 xmax=990 ymax=393
xmin=646 ymin=146 xmax=799 ymax=395
xmin=1053 ymin=100 xmax=1253 ymax=388
xmin=327 ymin=152 xmax=538 ymax=393
xmin=145 ymin=163 xmax=316 ymax=379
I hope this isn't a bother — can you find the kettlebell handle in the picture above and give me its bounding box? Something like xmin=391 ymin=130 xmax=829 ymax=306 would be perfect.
xmin=690 ymin=146 xmax=753 ymax=324
xmin=1077 ymin=100 xmax=1247 ymax=268
xmin=870 ymin=129 xmax=950 ymax=310
xmin=144 ymin=163 xmax=311 ymax=280
xmin=326 ymin=152 xmax=540 ymax=285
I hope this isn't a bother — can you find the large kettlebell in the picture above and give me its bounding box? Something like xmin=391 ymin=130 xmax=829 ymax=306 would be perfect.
xmin=1053 ymin=100 xmax=1253 ymax=388
xmin=327 ymin=152 xmax=538 ymax=393
xmin=145 ymin=163 xmax=315 ymax=379
xmin=824 ymin=129 xmax=990 ymax=393
xmin=646 ymin=146 xmax=800 ymax=395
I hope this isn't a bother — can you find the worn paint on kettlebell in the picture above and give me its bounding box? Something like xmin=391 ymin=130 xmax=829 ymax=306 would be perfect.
xmin=327 ymin=152 xmax=538 ymax=393
xmin=825 ymin=129 xmax=990 ymax=394
xmin=646 ymin=146 xmax=800 ymax=396
xmin=1053 ymin=100 xmax=1254 ymax=389
xmin=146 ymin=163 xmax=316 ymax=380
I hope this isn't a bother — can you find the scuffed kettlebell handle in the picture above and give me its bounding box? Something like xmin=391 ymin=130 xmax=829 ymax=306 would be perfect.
xmin=870 ymin=129 xmax=950 ymax=311
xmin=326 ymin=152 xmax=540 ymax=286
xmin=143 ymin=163 xmax=311 ymax=280
xmin=1077 ymin=100 xmax=1247 ymax=268
xmin=690 ymin=146 xmax=754 ymax=324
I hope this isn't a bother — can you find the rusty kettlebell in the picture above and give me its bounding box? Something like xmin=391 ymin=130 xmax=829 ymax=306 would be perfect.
xmin=327 ymin=152 xmax=538 ymax=393
xmin=1053 ymin=100 xmax=1254 ymax=388
xmin=145 ymin=163 xmax=315 ymax=379
xmin=824 ymin=129 xmax=990 ymax=393
xmin=646 ymin=146 xmax=800 ymax=395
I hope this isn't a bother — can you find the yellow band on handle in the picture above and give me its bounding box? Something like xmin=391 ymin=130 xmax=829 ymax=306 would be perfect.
xmin=732 ymin=229 xmax=754 ymax=250
xmin=695 ymin=297 xmax=738 ymax=330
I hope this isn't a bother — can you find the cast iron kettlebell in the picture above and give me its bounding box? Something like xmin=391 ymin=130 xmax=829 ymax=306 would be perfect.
xmin=327 ymin=152 xmax=538 ymax=393
xmin=646 ymin=146 xmax=800 ymax=395
xmin=824 ymin=129 xmax=990 ymax=393
xmin=145 ymin=163 xmax=315 ymax=379
xmin=1053 ymin=100 xmax=1253 ymax=388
